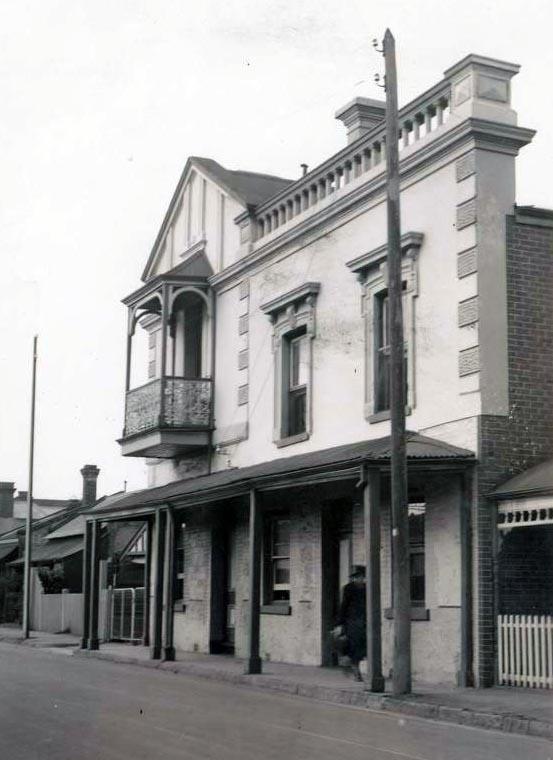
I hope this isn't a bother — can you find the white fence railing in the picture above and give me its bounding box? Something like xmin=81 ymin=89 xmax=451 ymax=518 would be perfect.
xmin=110 ymin=587 xmax=145 ymax=642
xmin=498 ymin=614 xmax=553 ymax=688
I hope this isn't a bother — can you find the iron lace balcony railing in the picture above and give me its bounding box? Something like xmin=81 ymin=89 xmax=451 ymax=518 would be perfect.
xmin=124 ymin=376 xmax=212 ymax=437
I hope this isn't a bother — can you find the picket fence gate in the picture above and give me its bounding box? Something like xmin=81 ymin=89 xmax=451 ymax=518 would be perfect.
xmin=498 ymin=614 xmax=553 ymax=688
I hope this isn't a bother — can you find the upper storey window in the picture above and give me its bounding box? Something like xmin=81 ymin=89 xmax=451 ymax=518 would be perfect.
xmin=261 ymin=283 xmax=320 ymax=447
xmin=346 ymin=232 xmax=423 ymax=423
xmin=287 ymin=331 xmax=309 ymax=436
xmin=374 ymin=289 xmax=408 ymax=414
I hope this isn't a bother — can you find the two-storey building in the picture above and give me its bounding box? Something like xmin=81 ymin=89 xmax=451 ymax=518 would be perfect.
xmin=83 ymin=53 xmax=553 ymax=689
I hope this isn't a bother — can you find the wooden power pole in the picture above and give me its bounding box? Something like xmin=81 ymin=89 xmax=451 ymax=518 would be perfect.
xmin=383 ymin=29 xmax=411 ymax=695
xmin=22 ymin=335 xmax=38 ymax=639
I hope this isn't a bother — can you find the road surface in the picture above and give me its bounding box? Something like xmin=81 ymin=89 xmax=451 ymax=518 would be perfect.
xmin=0 ymin=643 xmax=550 ymax=760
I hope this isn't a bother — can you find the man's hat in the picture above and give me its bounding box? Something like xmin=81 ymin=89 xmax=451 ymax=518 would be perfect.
xmin=349 ymin=564 xmax=366 ymax=578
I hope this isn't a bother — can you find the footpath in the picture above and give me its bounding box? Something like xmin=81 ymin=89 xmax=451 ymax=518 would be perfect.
xmin=1 ymin=625 xmax=551 ymax=741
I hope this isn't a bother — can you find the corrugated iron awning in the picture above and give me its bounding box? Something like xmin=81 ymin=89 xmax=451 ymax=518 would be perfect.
xmin=89 ymin=432 xmax=475 ymax=519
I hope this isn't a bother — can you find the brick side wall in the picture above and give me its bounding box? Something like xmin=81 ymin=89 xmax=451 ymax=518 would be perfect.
xmin=476 ymin=215 xmax=553 ymax=685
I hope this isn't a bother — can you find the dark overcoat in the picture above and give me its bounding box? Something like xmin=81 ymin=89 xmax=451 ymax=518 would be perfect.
xmin=337 ymin=581 xmax=366 ymax=663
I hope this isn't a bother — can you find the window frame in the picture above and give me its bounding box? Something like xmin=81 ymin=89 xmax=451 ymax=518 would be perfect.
xmin=260 ymin=282 xmax=319 ymax=448
xmin=363 ymin=255 xmax=418 ymax=422
xmin=374 ymin=288 xmax=409 ymax=414
xmin=263 ymin=514 xmax=291 ymax=610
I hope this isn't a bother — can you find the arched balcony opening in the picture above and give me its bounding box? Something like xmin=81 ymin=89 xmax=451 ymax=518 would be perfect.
xmin=120 ymin=277 xmax=214 ymax=458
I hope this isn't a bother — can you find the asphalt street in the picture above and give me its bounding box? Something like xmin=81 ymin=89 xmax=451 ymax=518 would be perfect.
xmin=0 ymin=643 xmax=551 ymax=760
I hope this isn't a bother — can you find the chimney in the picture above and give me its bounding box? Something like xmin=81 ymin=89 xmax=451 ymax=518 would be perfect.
xmin=335 ymin=97 xmax=386 ymax=144
xmin=80 ymin=465 xmax=100 ymax=509
xmin=16 ymin=490 xmax=28 ymax=502
xmin=0 ymin=482 xmax=15 ymax=518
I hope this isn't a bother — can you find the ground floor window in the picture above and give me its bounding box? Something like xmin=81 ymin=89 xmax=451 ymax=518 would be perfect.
xmin=408 ymin=502 xmax=425 ymax=606
xmin=264 ymin=516 xmax=290 ymax=603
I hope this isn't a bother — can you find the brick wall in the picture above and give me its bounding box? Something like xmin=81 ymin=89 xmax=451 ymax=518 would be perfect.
xmin=476 ymin=211 xmax=553 ymax=685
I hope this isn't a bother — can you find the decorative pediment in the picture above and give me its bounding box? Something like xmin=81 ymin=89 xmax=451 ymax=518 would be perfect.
xmin=346 ymin=231 xmax=424 ymax=282
xmin=261 ymin=282 xmax=320 ymax=354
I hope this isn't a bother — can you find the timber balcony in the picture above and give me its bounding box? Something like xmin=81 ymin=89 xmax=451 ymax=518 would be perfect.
xmin=120 ymin=376 xmax=213 ymax=458
xmin=118 ymin=265 xmax=215 ymax=459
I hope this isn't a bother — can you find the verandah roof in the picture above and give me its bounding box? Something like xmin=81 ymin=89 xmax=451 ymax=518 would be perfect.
xmin=89 ymin=432 xmax=475 ymax=520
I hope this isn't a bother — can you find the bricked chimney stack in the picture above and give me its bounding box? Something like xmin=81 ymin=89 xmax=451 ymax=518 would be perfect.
xmin=80 ymin=465 xmax=100 ymax=509
xmin=335 ymin=97 xmax=386 ymax=144
xmin=0 ymin=482 xmax=15 ymax=518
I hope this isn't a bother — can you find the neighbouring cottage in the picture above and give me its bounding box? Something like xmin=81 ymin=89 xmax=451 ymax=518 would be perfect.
xmin=82 ymin=53 xmax=552 ymax=689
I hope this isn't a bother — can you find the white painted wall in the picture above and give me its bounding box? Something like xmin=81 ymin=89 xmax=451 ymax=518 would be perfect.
xmin=150 ymin=167 xmax=244 ymax=279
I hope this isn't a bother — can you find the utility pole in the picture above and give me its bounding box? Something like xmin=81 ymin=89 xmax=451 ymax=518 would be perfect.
xmin=22 ymin=335 xmax=38 ymax=639
xmin=381 ymin=28 xmax=411 ymax=695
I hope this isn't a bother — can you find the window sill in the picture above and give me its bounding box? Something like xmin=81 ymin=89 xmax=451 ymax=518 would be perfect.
xmin=384 ymin=607 xmax=429 ymax=621
xmin=275 ymin=432 xmax=309 ymax=448
xmin=367 ymin=406 xmax=412 ymax=424
xmin=261 ymin=604 xmax=291 ymax=616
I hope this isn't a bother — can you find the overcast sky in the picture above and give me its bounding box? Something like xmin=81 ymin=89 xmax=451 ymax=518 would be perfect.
xmin=1 ymin=0 xmax=551 ymax=501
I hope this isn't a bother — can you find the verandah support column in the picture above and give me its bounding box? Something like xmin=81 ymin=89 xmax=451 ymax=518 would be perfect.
xmin=245 ymin=488 xmax=262 ymax=675
xmin=459 ymin=469 xmax=474 ymax=687
xmin=162 ymin=508 xmax=176 ymax=661
xmin=88 ymin=520 xmax=101 ymax=651
xmin=362 ymin=466 xmax=385 ymax=692
xmin=81 ymin=520 xmax=92 ymax=649
xmin=142 ymin=518 xmax=152 ymax=647
xmin=150 ymin=509 xmax=166 ymax=659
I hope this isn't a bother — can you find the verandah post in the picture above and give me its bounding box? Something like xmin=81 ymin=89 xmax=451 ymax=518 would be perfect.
xmin=150 ymin=508 xmax=166 ymax=659
xmin=142 ymin=518 xmax=152 ymax=647
xmin=363 ymin=465 xmax=385 ymax=692
xmin=81 ymin=519 xmax=92 ymax=649
xmin=245 ymin=488 xmax=262 ymax=675
xmin=162 ymin=507 xmax=176 ymax=661
xmin=88 ymin=520 xmax=101 ymax=650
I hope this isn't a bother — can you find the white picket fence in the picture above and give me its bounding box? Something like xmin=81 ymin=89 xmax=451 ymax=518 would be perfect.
xmin=498 ymin=614 xmax=553 ymax=688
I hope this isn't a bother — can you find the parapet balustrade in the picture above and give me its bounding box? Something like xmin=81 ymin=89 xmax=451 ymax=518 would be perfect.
xmin=254 ymin=84 xmax=450 ymax=242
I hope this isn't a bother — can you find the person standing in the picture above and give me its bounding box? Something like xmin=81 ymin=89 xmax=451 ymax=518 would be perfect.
xmin=336 ymin=565 xmax=366 ymax=682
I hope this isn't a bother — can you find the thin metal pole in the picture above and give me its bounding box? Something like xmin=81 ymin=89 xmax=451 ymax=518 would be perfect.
xmin=22 ymin=335 xmax=38 ymax=639
xmin=383 ymin=28 xmax=411 ymax=695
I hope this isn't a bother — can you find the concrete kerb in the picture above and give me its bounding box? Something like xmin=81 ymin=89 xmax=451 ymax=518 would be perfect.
xmin=71 ymin=649 xmax=553 ymax=741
